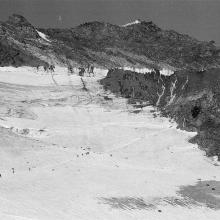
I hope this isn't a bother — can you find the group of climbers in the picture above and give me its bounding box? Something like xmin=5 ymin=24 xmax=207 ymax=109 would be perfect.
xmin=71 ymin=64 xmax=95 ymax=77
xmin=36 ymin=63 xmax=95 ymax=77
xmin=36 ymin=64 xmax=55 ymax=72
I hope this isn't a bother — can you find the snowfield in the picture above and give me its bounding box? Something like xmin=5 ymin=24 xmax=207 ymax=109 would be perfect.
xmin=0 ymin=67 xmax=220 ymax=220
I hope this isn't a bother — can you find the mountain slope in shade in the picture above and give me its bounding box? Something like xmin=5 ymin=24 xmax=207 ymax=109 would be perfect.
xmin=0 ymin=14 xmax=220 ymax=70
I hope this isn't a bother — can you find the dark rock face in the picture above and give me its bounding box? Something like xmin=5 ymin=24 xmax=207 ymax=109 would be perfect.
xmin=100 ymin=68 xmax=220 ymax=159
xmin=0 ymin=14 xmax=47 ymax=67
xmin=0 ymin=39 xmax=45 ymax=67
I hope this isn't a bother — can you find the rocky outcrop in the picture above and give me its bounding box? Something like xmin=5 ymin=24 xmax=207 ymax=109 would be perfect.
xmin=0 ymin=38 xmax=46 ymax=67
xmin=4 ymin=14 xmax=40 ymax=39
xmin=100 ymin=68 xmax=220 ymax=159
xmin=0 ymin=14 xmax=48 ymax=67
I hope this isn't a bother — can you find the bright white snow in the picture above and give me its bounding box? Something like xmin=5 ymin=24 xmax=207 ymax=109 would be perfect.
xmin=36 ymin=30 xmax=51 ymax=42
xmin=122 ymin=20 xmax=141 ymax=27
xmin=160 ymin=68 xmax=174 ymax=76
xmin=0 ymin=66 xmax=219 ymax=220
xmin=119 ymin=66 xmax=174 ymax=76
xmin=120 ymin=66 xmax=153 ymax=74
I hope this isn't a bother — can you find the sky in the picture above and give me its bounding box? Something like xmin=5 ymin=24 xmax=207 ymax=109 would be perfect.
xmin=0 ymin=0 xmax=220 ymax=45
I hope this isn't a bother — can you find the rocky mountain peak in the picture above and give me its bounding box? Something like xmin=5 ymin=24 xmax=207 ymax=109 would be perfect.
xmin=7 ymin=14 xmax=32 ymax=26
xmin=4 ymin=14 xmax=39 ymax=39
xmin=133 ymin=20 xmax=161 ymax=32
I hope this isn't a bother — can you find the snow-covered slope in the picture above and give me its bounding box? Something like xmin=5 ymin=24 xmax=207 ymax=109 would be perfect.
xmin=0 ymin=67 xmax=220 ymax=220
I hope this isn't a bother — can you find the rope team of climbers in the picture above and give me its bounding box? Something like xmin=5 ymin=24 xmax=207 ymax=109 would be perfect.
xmin=36 ymin=63 xmax=95 ymax=77
xmin=71 ymin=64 xmax=95 ymax=77
xmin=35 ymin=63 xmax=96 ymax=105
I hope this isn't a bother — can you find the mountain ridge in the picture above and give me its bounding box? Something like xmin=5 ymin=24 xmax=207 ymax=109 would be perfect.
xmin=0 ymin=14 xmax=219 ymax=70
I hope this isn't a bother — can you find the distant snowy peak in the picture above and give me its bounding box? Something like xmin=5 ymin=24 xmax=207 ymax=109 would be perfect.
xmin=36 ymin=30 xmax=51 ymax=42
xmin=122 ymin=19 xmax=141 ymax=27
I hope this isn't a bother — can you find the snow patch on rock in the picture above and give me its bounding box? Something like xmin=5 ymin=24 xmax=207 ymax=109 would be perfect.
xmin=160 ymin=68 xmax=174 ymax=76
xmin=119 ymin=67 xmax=174 ymax=76
xmin=122 ymin=20 xmax=141 ymax=27
xmin=36 ymin=30 xmax=51 ymax=42
xmin=119 ymin=67 xmax=153 ymax=74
